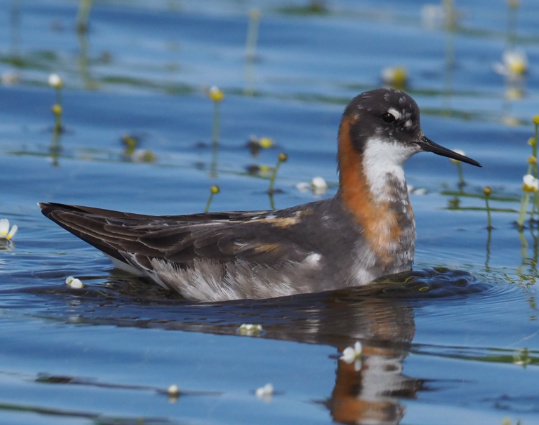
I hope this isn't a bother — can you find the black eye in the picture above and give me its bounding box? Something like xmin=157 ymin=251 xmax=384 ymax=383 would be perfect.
xmin=382 ymin=112 xmax=396 ymax=123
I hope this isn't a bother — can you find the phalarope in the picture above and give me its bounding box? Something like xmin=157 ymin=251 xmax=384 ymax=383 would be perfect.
xmin=40 ymin=88 xmax=481 ymax=301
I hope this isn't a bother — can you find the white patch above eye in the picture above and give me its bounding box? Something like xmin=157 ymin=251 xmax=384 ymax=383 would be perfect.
xmin=387 ymin=107 xmax=402 ymax=120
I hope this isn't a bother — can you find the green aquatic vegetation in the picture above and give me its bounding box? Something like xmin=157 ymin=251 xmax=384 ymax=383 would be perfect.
xmin=76 ymin=0 xmax=93 ymax=33
xmin=204 ymin=185 xmax=220 ymax=213
xmin=449 ymin=149 xmax=467 ymax=189
xmin=268 ymin=152 xmax=287 ymax=209
xmin=209 ymin=86 xmax=224 ymax=145
xmin=483 ymin=186 xmax=493 ymax=230
xmin=48 ymin=73 xmax=64 ymax=133
xmin=245 ymin=9 xmax=260 ymax=60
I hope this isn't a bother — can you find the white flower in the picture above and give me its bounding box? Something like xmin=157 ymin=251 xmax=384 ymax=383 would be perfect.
xmin=296 ymin=177 xmax=328 ymax=196
xmin=255 ymin=383 xmax=274 ymax=400
xmin=167 ymin=384 xmax=180 ymax=396
xmin=494 ymin=49 xmax=528 ymax=79
xmin=208 ymin=86 xmax=224 ymax=102
xmin=48 ymin=73 xmax=63 ymax=88
xmin=238 ymin=324 xmax=263 ymax=336
xmin=65 ymin=276 xmax=85 ymax=289
xmin=523 ymin=174 xmax=539 ymax=193
xmin=0 ymin=219 xmax=18 ymax=240
xmin=340 ymin=341 xmax=363 ymax=371
xmin=311 ymin=176 xmax=328 ymax=194
xmin=381 ymin=66 xmax=408 ymax=88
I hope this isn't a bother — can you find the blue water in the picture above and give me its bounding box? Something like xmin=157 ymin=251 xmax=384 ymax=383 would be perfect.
xmin=0 ymin=1 xmax=538 ymax=424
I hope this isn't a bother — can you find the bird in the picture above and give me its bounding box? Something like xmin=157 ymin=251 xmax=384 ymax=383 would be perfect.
xmin=40 ymin=88 xmax=481 ymax=302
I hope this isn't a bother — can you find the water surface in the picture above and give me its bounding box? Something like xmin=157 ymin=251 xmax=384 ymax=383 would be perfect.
xmin=0 ymin=1 xmax=538 ymax=424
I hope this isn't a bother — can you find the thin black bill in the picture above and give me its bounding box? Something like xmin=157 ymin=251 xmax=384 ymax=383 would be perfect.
xmin=419 ymin=136 xmax=482 ymax=167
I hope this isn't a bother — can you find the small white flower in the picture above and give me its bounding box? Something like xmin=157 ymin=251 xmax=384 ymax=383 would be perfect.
xmin=412 ymin=187 xmax=427 ymax=196
xmin=296 ymin=177 xmax=328 ymax=196
xmin=311 ymin=176 xmax=328 ymax=194
xmin=381 ymin=66 xmax=408 ymax=87
xmin=167 ymin=384 xmax=180 ymax=396
xmin=238 ymin=324 xmax=263 ymax=336
xmin=65 ymin=276 xmax=85 ymax=289
xmin=208 ymin=85 xmax=224 ymax=102
xmin=523 ymin=174 xmax=539 ymax=193
xmin=494 ymin=49 xmax=528 ymax=79
xmin=340 ymin=341 xmax=363 ymax=371
xmin=255 ymin=383 xmax=274 ymax=400
xmin=0 ymin=219 xmax=18 ymax=240
xmin=48 ymin=73 xmax=63 ymax=88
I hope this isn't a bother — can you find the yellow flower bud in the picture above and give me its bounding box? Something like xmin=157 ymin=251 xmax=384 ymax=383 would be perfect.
xmin=533 ymin=115 xmax=539 ymax=125
xmin=278 ymin=152 xmax=288 ymax=162
xmin=210 ymin=185 xmax=220 ymax=194
xmin=51 ymin=104 xmax=62 ymax=115
xmin=483 ymin=186 xmax=492 ymax=196
xmin=528 ymin=137 xmax=536 ymax=146
xmin=209 ymin=86 xmax=224 ymax=102
xmin=259 ymin=137 xmax=273 ymax=148
xmin=528 ymin=155 xmax=537 ymax=165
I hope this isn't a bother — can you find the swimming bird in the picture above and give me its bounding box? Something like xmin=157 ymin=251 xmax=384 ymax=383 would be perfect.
xmin=40 ymin=88 xmax=481 ymax=301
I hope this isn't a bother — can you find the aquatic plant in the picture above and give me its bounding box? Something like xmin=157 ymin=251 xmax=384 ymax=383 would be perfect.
xmin=48 ymin=73 xmax=64 ymax=133
xmin=340 ymin=341 xmax=363 ymax=371
xmin=494 ymin=49 xmax=528 ymax=80
xmin=255 ymin=383 xmax=274 ymax=400
xmin=268 ymin=153 xmax=287 ymax=194
xmin=245 ymin=9 xmax=260 ymax=60
xmin=204 ymin=185 xmax=220 ymax=213
xmin=450 ymin=149 xmax=466 ymax=188
xmin=517 ymin=117 xmax=539 ymax=228
xmin=296 ymin=176 xmax=328 ymax=196
xmin=381 ymin=66 xmax=408 ymax=90
xmin=268 ymin=152 xmax=288 ymax=209
xmin=209 ymin=86 xmax=224 ymax=144
xmin=238 ymin=324 xmax=263 ymax=336
xmin=65 ymin=276 xmax=85 ymax=289
xmin=483 ymin=186 xmax=493 ymax=230
xmin=247 ymin=136 xmax=274 ymax=156
xmin=76 ymin=0 xmax=93 ymax=33
xmin=167 ymin=384 xmax=180 ymax=402
xmin=0 ymin=219 xmax=17 ymax=240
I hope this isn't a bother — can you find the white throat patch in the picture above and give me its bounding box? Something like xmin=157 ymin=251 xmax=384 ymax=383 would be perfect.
xmin=362 ymin=137 xmax=419 ymax=202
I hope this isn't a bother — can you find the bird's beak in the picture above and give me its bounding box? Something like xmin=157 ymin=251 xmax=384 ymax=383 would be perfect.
xmin=418 ymin=135 xmax=482 ymax=167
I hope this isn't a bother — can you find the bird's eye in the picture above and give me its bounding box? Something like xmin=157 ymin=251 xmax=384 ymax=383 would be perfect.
xmin=382 ymin=112 xmax=396 ymax=123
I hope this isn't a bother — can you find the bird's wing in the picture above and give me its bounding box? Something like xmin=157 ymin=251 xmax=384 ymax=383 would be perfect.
xmin=39 ymin=202 xmax=315 ymax=269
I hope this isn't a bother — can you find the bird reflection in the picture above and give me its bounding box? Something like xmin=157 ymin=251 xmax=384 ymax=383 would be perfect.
xmin=31 ymin=268 xmax=479 ymax=425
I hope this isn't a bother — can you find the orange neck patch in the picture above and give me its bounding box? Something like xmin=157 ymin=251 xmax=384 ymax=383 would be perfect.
xmin=337 ymin=115 xmax=402 ymax=265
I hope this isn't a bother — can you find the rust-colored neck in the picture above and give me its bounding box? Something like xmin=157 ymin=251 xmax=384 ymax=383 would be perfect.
xmin=337 ymin=115 xmax=402 ymax=265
